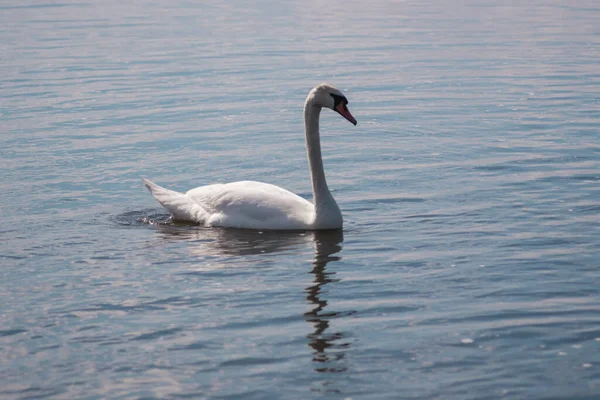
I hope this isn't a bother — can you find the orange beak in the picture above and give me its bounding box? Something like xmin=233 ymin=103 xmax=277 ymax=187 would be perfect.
xmin=335 ymin=103 xmax=357 ymax=126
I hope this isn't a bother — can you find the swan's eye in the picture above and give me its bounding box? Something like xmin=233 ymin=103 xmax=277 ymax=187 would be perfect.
xmin=330 ymin=93 xmax=347 ymax=108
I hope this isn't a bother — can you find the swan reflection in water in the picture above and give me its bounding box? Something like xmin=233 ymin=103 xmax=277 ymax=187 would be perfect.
xmin=148 ymin=219 xmax=350 ymax=376
xmin=149 ymin=220 xmax=315 ymax=257
xmin=303 ymin=229 xmax=350 ymax=375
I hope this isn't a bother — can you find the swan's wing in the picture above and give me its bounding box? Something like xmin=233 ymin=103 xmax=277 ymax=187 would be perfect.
xmin=143 ymin=178 xmax=209 ymax=222
xmin=186 ymin=181 xmax=315 ymax=229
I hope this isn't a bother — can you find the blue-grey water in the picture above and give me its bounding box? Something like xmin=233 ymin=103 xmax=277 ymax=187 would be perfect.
xmin=2 ymin=0 xmax=600 ymax=398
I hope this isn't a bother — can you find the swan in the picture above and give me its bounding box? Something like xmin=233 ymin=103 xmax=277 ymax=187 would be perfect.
xmin=143 ymin=83 xmax=357 ymax=230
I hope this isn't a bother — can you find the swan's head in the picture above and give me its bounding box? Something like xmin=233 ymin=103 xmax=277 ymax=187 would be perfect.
xmin=307 ymin=83 xmax=357 ymax=126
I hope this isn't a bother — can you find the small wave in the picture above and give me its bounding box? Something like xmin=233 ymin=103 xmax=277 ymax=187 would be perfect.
xmin=112 ymin=208 xmax=175 ymax=227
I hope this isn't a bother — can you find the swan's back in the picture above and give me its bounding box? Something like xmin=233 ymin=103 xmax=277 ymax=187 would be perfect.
xmin=187 ymin=181 xmax=315 ymax=229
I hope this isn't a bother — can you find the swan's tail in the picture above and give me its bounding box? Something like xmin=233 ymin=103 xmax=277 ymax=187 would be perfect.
xmin=142 ymin=178 xmax=207 ymax=223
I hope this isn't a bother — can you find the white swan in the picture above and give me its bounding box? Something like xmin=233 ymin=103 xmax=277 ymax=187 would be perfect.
xmin=143 ymin=83 xmax=357 ymax=230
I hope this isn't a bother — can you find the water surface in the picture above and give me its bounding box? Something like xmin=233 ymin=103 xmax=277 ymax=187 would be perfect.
xmin=1 ymin=0 xmax=600 ymax=398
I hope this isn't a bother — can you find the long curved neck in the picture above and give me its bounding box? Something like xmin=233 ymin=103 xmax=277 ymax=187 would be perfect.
xmin=304 ymin=102 xmax=336 ymax=211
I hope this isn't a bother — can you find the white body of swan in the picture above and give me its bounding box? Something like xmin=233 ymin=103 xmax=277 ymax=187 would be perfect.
xmin=143 ymin=83 xmax=357 ymax=230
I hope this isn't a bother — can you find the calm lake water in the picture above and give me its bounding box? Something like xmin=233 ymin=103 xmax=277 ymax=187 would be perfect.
xmin=2 ymin=0 xmax=600 ymax=398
